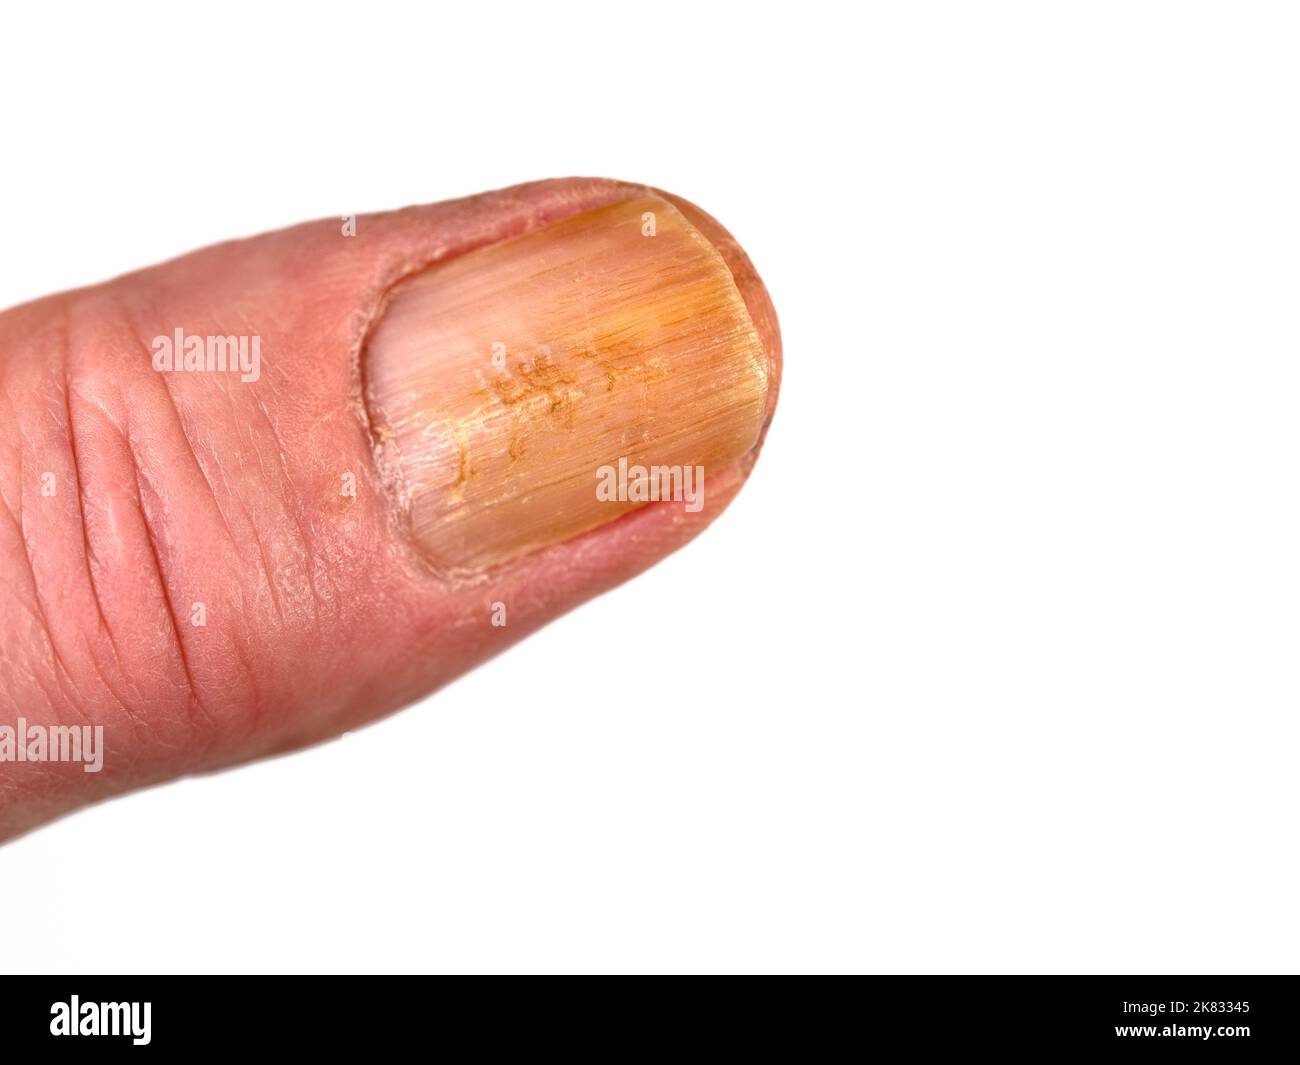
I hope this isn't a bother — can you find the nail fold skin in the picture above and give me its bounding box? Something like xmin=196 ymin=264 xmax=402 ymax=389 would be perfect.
xmin=365 ymin=195 xmax=770 ymax=576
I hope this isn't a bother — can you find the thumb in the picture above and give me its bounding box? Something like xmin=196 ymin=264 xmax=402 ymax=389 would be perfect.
xmin=0 ymin=177 xmax=781 ymax=840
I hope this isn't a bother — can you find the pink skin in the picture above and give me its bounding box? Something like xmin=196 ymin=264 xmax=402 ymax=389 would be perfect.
xmin=0 ymin=177 xmax=783 ymax=841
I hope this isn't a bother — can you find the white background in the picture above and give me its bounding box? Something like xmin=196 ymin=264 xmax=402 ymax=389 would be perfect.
xmin=2 ymin=2 xmax=1297 ymax=974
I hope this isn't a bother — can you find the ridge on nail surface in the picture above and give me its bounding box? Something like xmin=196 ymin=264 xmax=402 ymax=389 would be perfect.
xmin=365 ymin=196 xmax=770 ymax=575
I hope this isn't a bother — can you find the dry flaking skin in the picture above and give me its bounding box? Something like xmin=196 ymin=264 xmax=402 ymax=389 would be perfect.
xmin=363 ymin=196 xmax=770 ymax=577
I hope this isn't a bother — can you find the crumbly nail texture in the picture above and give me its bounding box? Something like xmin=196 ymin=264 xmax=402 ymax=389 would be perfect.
xmin=365 ymin=196 xmax=770 ymax=575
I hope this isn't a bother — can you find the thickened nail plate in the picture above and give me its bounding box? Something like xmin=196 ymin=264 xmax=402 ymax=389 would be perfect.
xmin=365 ymin=196 xmax=770 ymax=575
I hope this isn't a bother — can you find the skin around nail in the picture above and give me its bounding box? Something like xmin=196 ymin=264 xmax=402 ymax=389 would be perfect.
xmin=364 ymin=196 xmax=771 ymax=576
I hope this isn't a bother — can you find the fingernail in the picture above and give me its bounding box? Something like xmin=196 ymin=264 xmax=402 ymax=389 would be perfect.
xmin=365 ymin=196 xmax=770 ymax=575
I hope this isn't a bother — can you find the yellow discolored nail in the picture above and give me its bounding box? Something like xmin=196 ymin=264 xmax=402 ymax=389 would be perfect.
xmin=364 ymin=196 xmax=770 ymax=575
